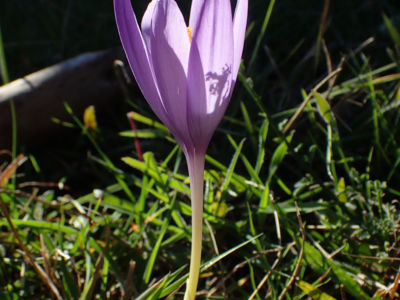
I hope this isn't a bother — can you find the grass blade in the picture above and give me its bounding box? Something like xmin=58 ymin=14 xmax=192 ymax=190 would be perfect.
xmin=143 ymin=218 xmax=169 ymax=284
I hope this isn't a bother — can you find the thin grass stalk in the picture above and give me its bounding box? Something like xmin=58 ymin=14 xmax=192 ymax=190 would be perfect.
xmin=0 ymin=26 xmax=17 ymax=190
xmin=0 ymin=26 xmax=9 ymax=84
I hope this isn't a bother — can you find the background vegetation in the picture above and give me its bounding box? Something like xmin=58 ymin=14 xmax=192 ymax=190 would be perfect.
xmin=1 ymin=0 xmax=400 ymax=299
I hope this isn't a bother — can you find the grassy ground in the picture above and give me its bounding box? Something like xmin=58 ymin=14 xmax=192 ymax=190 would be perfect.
xmin=1 ymin=0 xmax=400 ymax=299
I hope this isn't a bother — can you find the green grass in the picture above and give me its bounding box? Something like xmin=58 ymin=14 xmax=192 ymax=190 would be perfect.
xmin=1 ymin=0 xmax=400 ymax=299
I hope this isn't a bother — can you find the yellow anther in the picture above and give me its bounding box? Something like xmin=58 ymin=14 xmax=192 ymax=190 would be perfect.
xmin=187 ymin=27 xmax=192 ymax=43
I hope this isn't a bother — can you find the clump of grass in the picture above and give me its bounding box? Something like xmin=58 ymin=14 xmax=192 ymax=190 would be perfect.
xmin=1 ymin=0 xmax=400 ymax=299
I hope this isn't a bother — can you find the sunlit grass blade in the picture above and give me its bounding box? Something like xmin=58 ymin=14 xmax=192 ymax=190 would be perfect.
xmin=120 ymin=128 xmax=169 ymax=139
xmin=122 ymin=156 xmax=190 ymax=196
xmin=137 ymin=266 xmax=186 ymax=300
xmin=240 ymin=101 xmax=257 ymax=148
xmin=143 ymin=218 xmax=169 ymax=284
xmin=0 ymin=219 xmax=78 ymax=235
xmin=259 ymin=133 xmax=293 ymax=212
xmin=228 ymin=135 xmax=262 ymax=185
xmin=297 ymin=280 xmax=336 ymax=300
xmin=221 ymin=136 xmax=245 ymax=192
xmin=255 ymin=117 xmax=269 ymax=175
xmin=303 ymin=242 xmax=370 ymax=299
xmin=159 ymin=233 xmax=263 ymax=298
xmin=383 ymin=13 xmax=400 ymax=54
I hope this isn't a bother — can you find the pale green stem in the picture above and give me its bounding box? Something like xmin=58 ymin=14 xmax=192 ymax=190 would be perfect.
xmin=184 ymin=150 xmax=205 ymax=300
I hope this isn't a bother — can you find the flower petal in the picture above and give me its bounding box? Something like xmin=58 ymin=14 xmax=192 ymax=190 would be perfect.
xmin=188 ymin=0 xmax=204 ymax=33
xmin=232 ymin=0 xmax=248 ymax=79
xmin=187 ymin=41 xmax=209 ymax=150
xmin=114 ymin=0 xmax=170 ymax=127
xmin=188 ymin=0 xmax=233 ymax=147
xmin=150 ymin=0 xmax=192 ymax=146
xmin=141 ymin=0 xmax=157 ymax=56
xmin=186 ymin=0 xmax=234 ymax=148
xmin=190 ymin=0 xmax=234 ymax=113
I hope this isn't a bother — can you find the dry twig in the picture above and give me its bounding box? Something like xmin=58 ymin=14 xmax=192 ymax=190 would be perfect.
xmin=248 ymin=210 xmax=284 ymax=300
xmin=278 ymin=202 xmax=305 ymax=300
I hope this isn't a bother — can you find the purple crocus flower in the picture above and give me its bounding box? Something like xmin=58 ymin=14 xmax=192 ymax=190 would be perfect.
xmin=114 ymin=0 xmax=247 ymax=298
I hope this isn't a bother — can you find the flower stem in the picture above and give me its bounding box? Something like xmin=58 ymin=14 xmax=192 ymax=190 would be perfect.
xmin=184 ymin=150 xmax=205 ymax=300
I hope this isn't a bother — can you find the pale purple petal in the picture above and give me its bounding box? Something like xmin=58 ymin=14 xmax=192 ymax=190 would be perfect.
xmin=114 ymin=0 xmax=170 ymax=126
xmin=191 ymin=0 xmax=234 ymax=114
xmin=232 ymin=0 xmax=248 ymax=80
xmin=141 ymin=0 xmax=157 ymax=56
xmin=188 ymin=0 xmax=204 ymax=32
xmin=152 ymin=0 xmax=191 ymax=74
xmin=150 ymin=0 xmax=192 ymax=146
xmin=187 ymin=41 xmax=209 ymax=150
xmin=187 ymin=0 xmax=234 ymax=148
